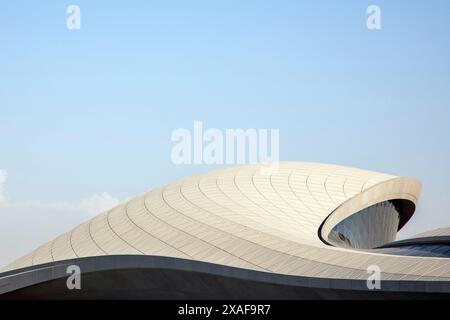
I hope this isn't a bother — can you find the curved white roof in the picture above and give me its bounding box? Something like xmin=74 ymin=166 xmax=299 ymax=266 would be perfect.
xmin=3 ymin=162 xmax=449 ymax=281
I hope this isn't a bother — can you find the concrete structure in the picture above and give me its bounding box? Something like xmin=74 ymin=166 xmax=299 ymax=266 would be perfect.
xmin=1 ymin=162 xmax=449 ymax=299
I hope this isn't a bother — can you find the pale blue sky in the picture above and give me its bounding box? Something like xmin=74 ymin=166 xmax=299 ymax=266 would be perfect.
xmin=1 ymin=1 xmax=450 ymax=263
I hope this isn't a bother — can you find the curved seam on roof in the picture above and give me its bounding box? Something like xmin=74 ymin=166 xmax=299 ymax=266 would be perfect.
xmin=185 ymin=177 xmax=317 ymax=257
xmin=342 ymin=177 xmax=349 ymax=198
xmin=287 ymin=172 xmax=318 ymax=217
xmin=49 ymin=236 xmax=57 ymax=263
xmin=233 ymin=168 xmax=312 ymax=237
xmin=267 ymin=171 xmax=310 ymax=223
xmin=88 ymin=214 xmax=108 ymax=255
xmin=323 ymin=174 xmax=339 ymax=206
xmin=216 ymin=172 xmax=281 ymax=231
xmin=172 ymin=189 xmax=269 ymax=269
xmin=360 ymin=176 xmax=369 ymax=192
xmin=124 ymin=196 xmax=193 ymax=259
xmin=213 ymin=171 xmax=330 ymax=247
xmin=250 ymin=171 xmax=299 ymax=227
xmin=50 ymin=234 xmax=73 ymax=263
xmin=233 ymin=167 xmax=314 ymax=237
xmin=305 ymin=174 xmax=329 ymax=212
xmin=232 ymin=169 xmax=285 ymax=223
xmin=229 ymin=168 xmax=309 ymax=238
xmin=342 ymin=176 xmax=363 ymax=199
xmin=52 ymin=233 xmax=75 ymax=262
xmin=144 ymin=186 xmax=266 ymax=271
xmin=30 ymin=244 xmax=40 ymax=267
xmin=171 ymin=183 xmax=272 ymax=271
xmin=269 ymin=172 xmax=316 ymax=228
xmin=195 ymin=174 xmax=300 ymax=242
xmin=105 ymin=204 xmax=144 ymax=255
xmin=142 ymin=190 xmax=208 ymax=260
xmin=68 ymin=228 xmax=79 ymax=258
xmin=207 ymin=174 xmax=278 ymax=228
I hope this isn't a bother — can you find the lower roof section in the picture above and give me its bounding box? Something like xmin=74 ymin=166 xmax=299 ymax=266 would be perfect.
xmin=1 ymin=163 xmax=420 ymax=273
xmin=1 ymin=255 xmax=449 ymax=300
xmin=2 ymin=162 xmax=446 ymax=300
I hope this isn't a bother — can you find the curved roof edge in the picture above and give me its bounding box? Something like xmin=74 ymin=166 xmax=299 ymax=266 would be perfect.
xmin=319 ymin=177 xmax=422 ymax=246
xmin=1 ymin=255 xmax=449 ymax=298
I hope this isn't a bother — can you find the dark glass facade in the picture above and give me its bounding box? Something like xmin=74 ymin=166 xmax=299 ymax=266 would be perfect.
xmin=372 ymin=244 xmax=450 ymax=258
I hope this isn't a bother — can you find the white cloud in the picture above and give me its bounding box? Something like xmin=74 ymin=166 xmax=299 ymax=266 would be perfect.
xmin=0 ymin=169 xmax=7 ymax=202
xmin=78 ymin=192 xmax=121 ymax=215
xmin=0 ymin=172 xmax=124 ymax=267
xmin=0 ymin=202 xmax=87 ymax=267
